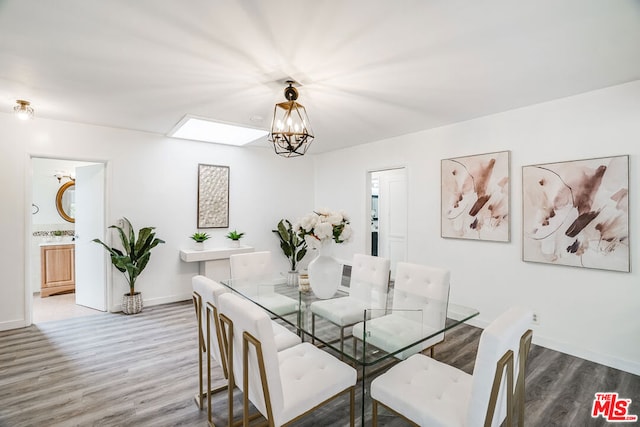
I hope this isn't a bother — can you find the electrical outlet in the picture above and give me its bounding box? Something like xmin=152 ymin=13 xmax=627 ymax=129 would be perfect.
xmin=532 ymin=313 xmax=540 ymax=325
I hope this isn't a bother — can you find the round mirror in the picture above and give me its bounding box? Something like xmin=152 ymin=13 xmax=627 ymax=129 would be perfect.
xmin=55 ymin=181 xmax=75 ymax=223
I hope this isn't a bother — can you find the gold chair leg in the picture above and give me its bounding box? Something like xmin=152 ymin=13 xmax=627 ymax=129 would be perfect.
xmin=219 ymin=314 xmax=235 ymax=427
xmin=516 ymin=329 xmax=533 ymax=427
xmin=227 ymin=357 xmax=234 ymax=426
xmin=372 ymin=399 xmax=378 ymax=427
xmin=193 ymin=293 xmax=205 ymax=410
xmin=207 ymin=308 xmax=212 ymax=422
xmin=350 ymin=387 xmax=355 ymax=427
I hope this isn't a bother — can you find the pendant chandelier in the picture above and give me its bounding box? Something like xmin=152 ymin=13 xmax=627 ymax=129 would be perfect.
xmin=269 ymin=81 xmax=314 ymax=158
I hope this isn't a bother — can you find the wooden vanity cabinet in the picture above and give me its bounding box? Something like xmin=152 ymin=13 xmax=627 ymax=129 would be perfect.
xmin=40 ymin=244 xmax=75 ymax=297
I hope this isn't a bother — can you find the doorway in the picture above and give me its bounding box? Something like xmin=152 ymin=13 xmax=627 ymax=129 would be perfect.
xmin=29 ymin=157 xmax=107 ymax=323
xmin=367 ymin=168 xmax=408 ymax=278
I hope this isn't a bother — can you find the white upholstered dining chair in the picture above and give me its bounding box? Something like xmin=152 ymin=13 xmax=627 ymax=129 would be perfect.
xmin=310 ymin=253 xmax=390 ymax=357
xmin=370 ymin=306 xmax=534 ymax=427
xmin=192 ymin=275 xmax=229 ymax=411
xmin=229 ymin=251 xmax=300 ymax=316
xmin=352 ymin=262 xmax=450 ymax=360
xmin=218 ymin=292 xmax=357 ymax=427
xmin=191 ymin=275 xmax=300 ymax=425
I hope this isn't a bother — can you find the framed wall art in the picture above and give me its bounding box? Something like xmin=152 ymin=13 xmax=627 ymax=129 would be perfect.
xmin=522 ymin=155 xmax=629 ymax=272
xmin=197 ymin=164 xmax=229 ymax=228
xmin=441 ymin=150 xmax=510 ymax=242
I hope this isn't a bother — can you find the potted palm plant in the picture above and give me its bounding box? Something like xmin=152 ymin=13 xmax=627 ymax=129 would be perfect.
xmin=189 ymin=232 xmax=210 ymax=250
xmin=274 ymin=219 xmax=308 ymax=286
xmin=93 ymin=217 xmax=165 ymax=314
xmin=226 ymin=230 xmax=245 ymax=248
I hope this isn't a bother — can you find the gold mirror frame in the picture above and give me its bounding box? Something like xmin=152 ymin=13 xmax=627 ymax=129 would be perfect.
xmin=55 ymin=181 xmax=75 ymax=223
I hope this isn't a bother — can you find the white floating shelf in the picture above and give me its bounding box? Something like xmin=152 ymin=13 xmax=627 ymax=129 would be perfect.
xmin=179 ymin=245 xmax=254 ymax=262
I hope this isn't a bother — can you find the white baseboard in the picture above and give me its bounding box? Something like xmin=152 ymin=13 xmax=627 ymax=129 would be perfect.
xmin=465 ymin=316 xmax=490 ymax=329
xmin=532 ymin=335 xmax=640 ymax=376
xmin=110 ymin=293 xmax=191 ymax=313
xmin=0 ymin=319 xmax=27 ymax=332
xmin=456 ymin=315 xmax=639 ymax=376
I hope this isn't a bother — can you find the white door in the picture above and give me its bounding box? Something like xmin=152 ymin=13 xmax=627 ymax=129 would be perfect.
xmin=376 ymin=168 xmax=407 ymax=278
xmin=75 ymin=163 xmax=107 ymax=310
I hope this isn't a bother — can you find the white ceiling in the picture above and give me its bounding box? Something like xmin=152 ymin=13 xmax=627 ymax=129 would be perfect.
xmin=1 ymin=0 xmax=639 ymax=154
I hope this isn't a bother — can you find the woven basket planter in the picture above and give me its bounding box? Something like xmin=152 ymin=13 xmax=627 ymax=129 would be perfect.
xmin=122 ymin=292 xmax=143 ymax=315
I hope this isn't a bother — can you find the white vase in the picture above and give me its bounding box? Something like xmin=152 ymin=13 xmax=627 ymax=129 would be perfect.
xmin=307 ymin=242 xmax=342 ymax=299
xmin=229 ymin=240 xmax=240 ymax=248
xmin=193 ymin=241 xmax=205 ymax=251
xmin=286 ymin=270 xmax=299 ymax=287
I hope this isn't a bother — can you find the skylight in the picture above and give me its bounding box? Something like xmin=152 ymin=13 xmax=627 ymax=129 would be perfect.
xmin=168 ymin=115 xmax=268 ymax=146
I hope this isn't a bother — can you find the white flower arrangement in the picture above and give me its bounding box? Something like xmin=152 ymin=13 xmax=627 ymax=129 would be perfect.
xmin=296 ymin=209 xmax=352 ymax=247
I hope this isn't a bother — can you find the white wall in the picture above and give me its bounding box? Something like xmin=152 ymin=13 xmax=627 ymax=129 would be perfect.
xmin=2 ymin=81 xmax=638 ymax=374
xmin=0 ymin=114 xmax=314 ymax=330
xmin=312 ymin=80 xmax=640 ymax=375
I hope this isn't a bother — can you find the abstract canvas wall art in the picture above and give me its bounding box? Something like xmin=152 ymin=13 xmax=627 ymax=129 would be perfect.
xmin=441 ymin=151 xmax=510 ymax=242
xmin=197 ymin=164 xmax=229 ymax=228
xmin=522 ymin=155 xmax=629 ymax=272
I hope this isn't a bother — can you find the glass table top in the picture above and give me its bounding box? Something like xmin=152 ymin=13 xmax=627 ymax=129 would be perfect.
xmin=220 ymin=275 xmax=479 ymax=366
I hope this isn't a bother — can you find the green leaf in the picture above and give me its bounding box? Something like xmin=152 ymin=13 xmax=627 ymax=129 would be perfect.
xmin=277 ymin=220 xmax=290 ymax=242
xmin=190 ymin=232 xmax=210 ymax=242
xmin=280 ymin=241 xmax=293 ymax=257
xmin=108 ymin=225 xmax=129 ymax=254
xmin=147 ymin=237 xmax=165 ymax=251
xmin=135 ymin=227 xmax=154 ymax=253
xmin=137 ymin=251 xmax=151 ymax=274
xmin=122 ymin=217 xmax=135 ymax=256
xmin=274 ymin=218 xmax=308 ymax=270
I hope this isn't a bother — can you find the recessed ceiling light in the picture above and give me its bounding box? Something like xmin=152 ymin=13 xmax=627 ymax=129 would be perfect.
xmin=167 ymin=115 xmax=268 ymax=146
xmin=14 ymin=99 xmax=34 ymax=120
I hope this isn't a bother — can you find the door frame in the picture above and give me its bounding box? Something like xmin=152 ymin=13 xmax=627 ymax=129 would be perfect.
xmin=365 ymin=166 xmax=409 ymax=271
xmin=25 ymin=154 xmax=111 ymax=325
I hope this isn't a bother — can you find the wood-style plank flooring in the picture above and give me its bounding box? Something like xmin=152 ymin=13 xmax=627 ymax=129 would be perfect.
xmin=0 ymin=301 xmax=638 ymax=426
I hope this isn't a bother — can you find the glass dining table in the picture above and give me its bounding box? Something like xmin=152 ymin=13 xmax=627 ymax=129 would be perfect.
xmin=220 ymin=274 xmax=479 ymax=425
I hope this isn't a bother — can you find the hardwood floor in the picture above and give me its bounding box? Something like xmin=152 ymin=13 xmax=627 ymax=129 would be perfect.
xmin=0 ymin=301 xmax=638 ymax=426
